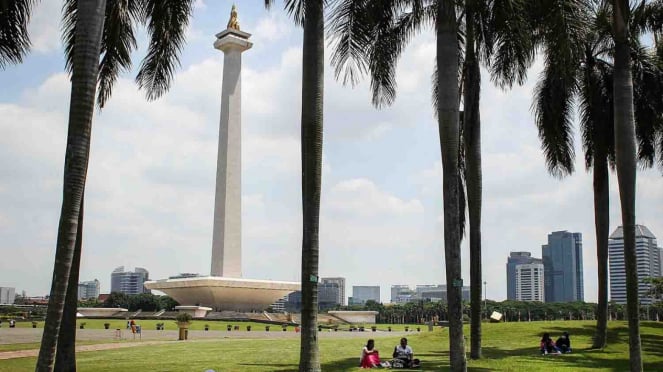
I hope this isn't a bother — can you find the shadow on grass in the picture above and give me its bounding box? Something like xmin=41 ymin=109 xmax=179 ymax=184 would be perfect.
xmin=239 ymin=355 xmax=494 ymax=371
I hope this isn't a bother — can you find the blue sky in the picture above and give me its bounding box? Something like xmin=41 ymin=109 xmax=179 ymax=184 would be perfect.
xmin=0 ymin=0 xmax=662 ymax=303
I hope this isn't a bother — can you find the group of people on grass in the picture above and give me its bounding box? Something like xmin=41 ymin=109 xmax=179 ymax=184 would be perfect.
xmin=360 ymin=337 xmax=421 ymax=369
xmin=540 ymin=332 xmax=572 ymax=355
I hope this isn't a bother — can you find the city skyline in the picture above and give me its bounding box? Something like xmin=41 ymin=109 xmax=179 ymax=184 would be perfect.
xmin=1 ymin=1 xmax=662 ymax=303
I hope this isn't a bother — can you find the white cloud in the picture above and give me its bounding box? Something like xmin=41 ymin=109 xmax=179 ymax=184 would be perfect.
xmin=326 ymin=178 xmax=424 ymax=217
xmin=27 ymin=0 xmax=63 ymax=53
xmin=1 ymin=3 xmax=662 ymax=305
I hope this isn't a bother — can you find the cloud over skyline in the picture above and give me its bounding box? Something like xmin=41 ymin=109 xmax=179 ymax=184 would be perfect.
xmin=1 ymin=1 xmax=661 ymax=304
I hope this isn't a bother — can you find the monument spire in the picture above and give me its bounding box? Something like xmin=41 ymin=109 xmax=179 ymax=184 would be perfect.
xmin=211 ymin=11 xmax=252 ymax=278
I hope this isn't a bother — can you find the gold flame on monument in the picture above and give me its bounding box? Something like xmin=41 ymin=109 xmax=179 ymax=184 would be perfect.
xmin=227 ymin=4 xmax=240 ymax=31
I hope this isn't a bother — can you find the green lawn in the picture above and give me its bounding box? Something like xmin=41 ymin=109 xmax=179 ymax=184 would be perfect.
xmin=1 ymin=321 xmax=662 ymax=371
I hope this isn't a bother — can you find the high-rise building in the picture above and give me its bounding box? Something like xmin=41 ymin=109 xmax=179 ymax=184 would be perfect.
xmin=78 ymin=279 xmax=100 ymax=300
xmin=660 ymin=248 xmax=663 ymax=277
xmin=351 ymin=286 xmax=380 ymax=304
xmin=391 ymin=285 xmax=414 ymax=303
xmin=609 ymin=225 xmax=662 ymax=305
xmin=318 ymin=282 xmax=341 ymax=310
xmin=542 ymin=231 xmax=584 ymax=302
xmin=507 ymin=252 xmax=544 ymax=301
xmin=0 ymin=287 xmax=15 ymax=304
xmin=515 ymin=262 xmax=545 ymax=302
xmin=111 ymin=266 xmax=150 ymax=295
xmin=321 ymin=277 xmax=346 ymax=306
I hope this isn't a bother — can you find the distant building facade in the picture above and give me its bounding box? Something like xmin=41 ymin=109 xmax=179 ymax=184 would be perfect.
xmin=110 ymin=266 xmax=150 ymax=295
xmin=321 ymin=277 xmax=346 ymax=306
xmin=391 ymin=285 xmax=414 ymax=303
xmin=390 ymin=284 xmax=470 ymax=303
xmin=351 ymin=286 xmax=380 ymax=305
xmin=0 ymin=287 xmax=15 ymax=304
xmin=506 ymin=252 xmax=545 ymax=302
xmin=542 ymin=231 xmax=584 ymax=302
xmin=318 ymin=281 xmax=341 ymax=310
xmin=515 ymin=263 xmax=545 ymax=302
xmin=77 ymin=279 xmax=100 ymax=300
xmin=609 ymin=225 xmax=662 ymax=305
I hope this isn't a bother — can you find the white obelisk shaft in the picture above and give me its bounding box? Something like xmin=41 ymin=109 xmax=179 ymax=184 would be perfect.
xmin=211 ymin=29 xmax=252 ymax=277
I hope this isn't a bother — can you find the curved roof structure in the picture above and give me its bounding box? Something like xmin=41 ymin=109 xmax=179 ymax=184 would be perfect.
xmin=144 ymin=277 xmax=299 ymax=311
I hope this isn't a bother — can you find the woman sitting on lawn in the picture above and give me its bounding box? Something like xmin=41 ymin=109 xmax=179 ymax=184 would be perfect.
xmin=540 ymin=333 xmax=561 ymax=355
xmin=360 ymin=339 xmax=382 ymax=368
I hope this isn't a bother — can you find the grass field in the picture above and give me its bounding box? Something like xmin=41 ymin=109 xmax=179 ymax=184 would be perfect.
xmin=1 ymin=320 xmax=662 ymax=371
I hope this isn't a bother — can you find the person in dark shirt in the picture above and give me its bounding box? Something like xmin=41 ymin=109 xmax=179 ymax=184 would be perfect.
xmin=556 ymin=332 xmax=571 ymax=353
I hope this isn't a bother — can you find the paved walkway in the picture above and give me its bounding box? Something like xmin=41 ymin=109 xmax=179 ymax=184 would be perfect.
xmin=0 ymin=340 xmax=171 ymax=360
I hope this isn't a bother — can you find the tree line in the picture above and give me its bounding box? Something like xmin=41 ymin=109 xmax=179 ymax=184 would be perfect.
xmin=339 ymin=299 xmax=663 ymax=324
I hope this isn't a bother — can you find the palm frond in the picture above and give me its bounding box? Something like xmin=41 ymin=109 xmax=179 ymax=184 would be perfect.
xmin=487 ymin=0 xmax=536 ymax=89
xmin=97 ymin=0 xmax=142 ymax=107
xmin=578 ymin=52 xmax=613 ymax=170
xmin=62 ymin=0 xmax=78 ymax=73
xmin=368 ymin=2 xmax=435 ymax=107
xmin=532 ymin=63 xmax=578 ymax=177
xmin=631 ymin=45 xmax=663 ymax=168
xmin=136 ymin=0 xmax=193 ymax=101
xmin=327 ymin=0 xmax=372 ymax=86
xmin=0 ymin=0 xmax=36 ymax=68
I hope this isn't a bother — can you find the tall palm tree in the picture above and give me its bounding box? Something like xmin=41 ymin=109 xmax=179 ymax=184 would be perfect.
xmin=330 ymin=1 xmax=464 ymax=369
xmin=462 ymin=0 xmax=537 ymax=358
xmin=533 ymin=0 xmax=663 ymax=355
xmin=330 ymin=0 xmax=536 ymax=362
xmin=264 ymin=1 xmax=324 ymax=370
xmin=36 ymin=1 xmax=194 ymax=370
xmin=0 ymin=0 xmax=36 ymax=68
xmin=612 ymin=0 xmax=642 ymax=368
xmin=35 ymin=1 xmax=107 ymax=370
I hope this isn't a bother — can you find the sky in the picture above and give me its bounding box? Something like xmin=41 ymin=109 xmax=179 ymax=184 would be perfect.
xmin=0 ymin=1 xmax=662 ymax=304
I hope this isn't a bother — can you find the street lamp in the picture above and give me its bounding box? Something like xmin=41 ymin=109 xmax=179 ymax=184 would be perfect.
xmin=483 ymin=281 xmax=487 ymax=319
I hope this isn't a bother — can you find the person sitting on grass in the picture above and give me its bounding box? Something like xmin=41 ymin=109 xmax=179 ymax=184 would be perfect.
xmin=360 ymin=339 xmax=382 ymax=368
xmin=540 ymin=333 xmax=561 ymax=355
xmin=556 ymin=332 xmax=572 ymax=353
xmin=392 ymin=337 xmax=420 ymax=368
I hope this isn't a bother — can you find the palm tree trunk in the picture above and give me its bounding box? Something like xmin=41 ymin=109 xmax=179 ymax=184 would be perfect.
xmin=35 ymin=1 xmax=106 ymax=371
xmin=437 ymin=1 xmax=466 ymax=371
xmin=463 ymin=24 xmax=482 ymax=360
xmin=612 ymin=1 xmax=642 ymax=370
xmin=592 ymin=150 xmax=609 ymax=349
xmin=298 ymin=0 xmax=323 ymax=371
xmin=54 ymin=193 xmax=84 ymax=371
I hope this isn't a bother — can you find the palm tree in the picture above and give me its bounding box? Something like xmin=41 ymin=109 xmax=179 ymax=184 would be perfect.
xmin=35 ymin=1 xmax=107 ymax=370
xmin=330 ymin=0 xmax=537 ymax=362
xmin=264 ymin=1 xmax=324 ymax=370
xmin=462 ymin=0 xmax=537 ymax=358
xmin=533 ymin=0 xmax=663 ymax=355
xmin=330 ymin=1 xmax=463 ymax=369
xmin=612 ymin=0 xmax=641 ymax=367
xmin=36 ymin=1 xmax=194 ymax=370
xmin=0 ymin=0 xmax=36 ymax=68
